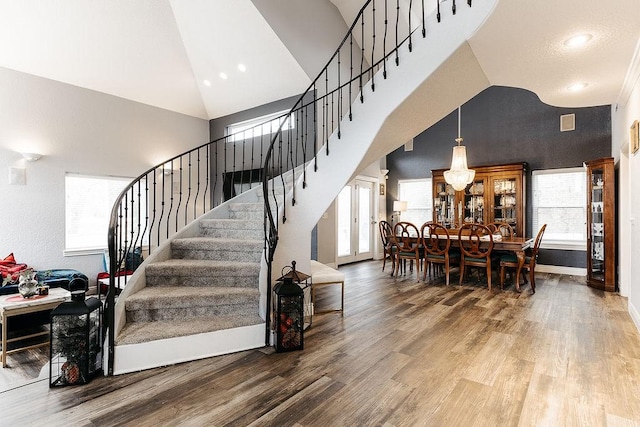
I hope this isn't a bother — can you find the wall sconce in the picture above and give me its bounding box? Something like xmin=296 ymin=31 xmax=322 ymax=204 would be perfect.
xmin=21 ymin=152 xmax=42 ymax=162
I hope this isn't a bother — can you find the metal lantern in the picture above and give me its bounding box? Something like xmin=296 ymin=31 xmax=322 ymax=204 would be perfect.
xmin=273 ymin=261 xmax=310 ymax=352
xmin=50 ymin=278 xmax=103 ymax=387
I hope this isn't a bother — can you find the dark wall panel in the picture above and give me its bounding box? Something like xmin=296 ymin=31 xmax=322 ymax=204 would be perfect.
xmin=386 ymin=86 xmax=611 ymax=269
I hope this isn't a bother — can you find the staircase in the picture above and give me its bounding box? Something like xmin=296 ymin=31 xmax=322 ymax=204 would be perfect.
xmin=111 ymin=195 xmax=268 ymax=374
xmin=116 ymin=202 xmax=264 ymax=346
xmin=106 ymin=0 xmax=498 ymax=375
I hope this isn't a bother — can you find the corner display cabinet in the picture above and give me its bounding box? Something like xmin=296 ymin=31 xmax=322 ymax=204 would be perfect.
xmin=585 ymin=157 xmax=616 ymax=292
xmin=432 ymin=163 xmax=527 ymax=236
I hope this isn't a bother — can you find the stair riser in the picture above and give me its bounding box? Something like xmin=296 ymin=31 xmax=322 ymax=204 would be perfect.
xmin=171 ymin=248 xmax=262 ymax=263
xmin=145 ymin=274 xmax=259 ymax=288
xmin=199 ymin=228 xmax=264 ymax=240
xmin=126 ymin=303 xmax=259 ymax=323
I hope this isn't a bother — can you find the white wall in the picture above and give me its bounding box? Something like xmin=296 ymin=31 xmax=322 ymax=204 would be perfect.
xmin=612 ymin=38 xmax=640 ymax=330
xmin=0 ymin=67 xmax=208 ymax=286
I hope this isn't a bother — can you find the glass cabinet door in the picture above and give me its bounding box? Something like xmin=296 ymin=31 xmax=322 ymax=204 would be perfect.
xmin=463 ymin=179 xmax=485 ymax=225
xmin=589 ymin=167 xmax=605 ymax=282
xmin=433 ymin=180 xmax=456 ymax=228
xmin=491 ymin=177 xmax=518 ymax=230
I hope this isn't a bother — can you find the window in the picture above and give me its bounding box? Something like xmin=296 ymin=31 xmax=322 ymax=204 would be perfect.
xmin=65 ymin=174 xmax=135 ymax=254
xmin=532 ymin=168 xmax=586 ymax=250
xmin=397 ymin=179 xmax=433 ymax=226
xmin=226 ymin=110 xmax=295 ymax=142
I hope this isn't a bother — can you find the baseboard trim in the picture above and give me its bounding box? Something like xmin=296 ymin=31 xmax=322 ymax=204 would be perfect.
xmin=629 ymin=300 xmax=640 ymax=334
xmin=535 ymin=264 xmax=587 ymax=276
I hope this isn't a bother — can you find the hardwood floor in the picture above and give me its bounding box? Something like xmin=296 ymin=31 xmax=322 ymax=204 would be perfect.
xmin=2 ymin=261 xmax=640 ymax=426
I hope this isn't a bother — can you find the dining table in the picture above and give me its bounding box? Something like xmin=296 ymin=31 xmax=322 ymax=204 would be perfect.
xmin=395 ymin=228 xmax=534 ymax=291
xmin=442 ymin=231 xmax=534 ymax=291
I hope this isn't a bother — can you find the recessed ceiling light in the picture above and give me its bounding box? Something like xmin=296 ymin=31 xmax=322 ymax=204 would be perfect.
xmin=564 ymin=34 xmax=593 ymax=48
xmin=238 ymin=64 xmax=246 ymax=72
xmin=568 ymin=82 xmax=588 ymax=92
xmin=219 ymin=72 xmax=228 ymax=80
xmin=203 ymin=79 xmax=211 ymax=87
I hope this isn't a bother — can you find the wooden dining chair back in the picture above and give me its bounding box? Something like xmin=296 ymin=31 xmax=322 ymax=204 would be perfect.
xmin=392 ymin=222 xmax=421 ymax=279
xmin=458 ymin=223 xmax=495 ymax=290
xmin=490 ymin=222 xmax=514 ymax=238
xmin=421 ymin=222 xmax=459 ymax=285
xmin=379 ymin=220 xmax=395 ymax=272
xmin=499 ymin=224 xmax=547 ymax=293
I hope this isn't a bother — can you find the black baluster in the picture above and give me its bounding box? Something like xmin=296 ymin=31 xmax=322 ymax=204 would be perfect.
xmin=371 ymin=0 xmax=376 ymax=91
xmin=395 ymin=0 xmax=400 ymax=65
xmin=383 ymin=0 xmax=388 ymax=78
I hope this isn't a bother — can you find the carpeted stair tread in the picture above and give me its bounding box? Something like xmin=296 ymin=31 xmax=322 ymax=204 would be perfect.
xmin=144 ymin=259 xmax=260 ymax=288
xmin=116 ymin=314 xmax=265 ymax=345
xmin=172 ymin=237 xmax=263 ymax=249
xmin=146 ymin=259 xmax=260 ymax=276
xmin=200 ymin=218 xmax=262 ymax=229
xmin=126 ymin=286 xmax=260 ymax=310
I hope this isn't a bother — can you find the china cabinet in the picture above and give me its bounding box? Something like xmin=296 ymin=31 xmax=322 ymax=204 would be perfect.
xmin=585 ymin=157 xmax=615 ymax=292
xmin=432 ymin=163 xmax=527 ymax=236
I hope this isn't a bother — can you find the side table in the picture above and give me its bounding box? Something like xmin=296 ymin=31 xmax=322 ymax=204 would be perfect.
xmin=0 ymin=288 xmax=70 ymax=368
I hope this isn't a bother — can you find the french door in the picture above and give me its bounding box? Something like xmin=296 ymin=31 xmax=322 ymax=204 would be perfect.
xmin=337 ymin=178 xmax=375 ymax=265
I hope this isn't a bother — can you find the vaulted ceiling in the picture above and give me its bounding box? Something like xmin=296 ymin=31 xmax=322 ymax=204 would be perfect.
xmin=1 ymin=0 xmax=638 ymax=121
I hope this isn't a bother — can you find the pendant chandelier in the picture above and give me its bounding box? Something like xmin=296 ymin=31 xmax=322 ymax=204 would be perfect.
xmin=443 ymin=106 xmax=475 ymax=191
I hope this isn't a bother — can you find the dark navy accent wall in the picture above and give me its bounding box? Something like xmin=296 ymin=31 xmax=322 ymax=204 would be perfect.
xmin=386 ymin=86 xmax=612 ymax=268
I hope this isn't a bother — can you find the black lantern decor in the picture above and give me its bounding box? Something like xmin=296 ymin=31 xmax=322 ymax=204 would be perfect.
xmin=273 ymin=261 xmax=310 ymax=352
xmin=50 ymin=277 xmax=103 ymax=387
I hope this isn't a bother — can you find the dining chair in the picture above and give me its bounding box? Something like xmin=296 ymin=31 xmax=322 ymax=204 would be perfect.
xmin=489 ymin=222 xmax=514 ymax=238
xmin=499 ymin=224 xmax=547 ymax=293
xmin=421 ymin=222 xmax=459 ymax=286
xmin=378 ymin=220 xmax=395 ymax=273
xmin=458 ymin=223 xmax=495 ymax=290
xmin=392 ymin=222 xmax=422 ymax=279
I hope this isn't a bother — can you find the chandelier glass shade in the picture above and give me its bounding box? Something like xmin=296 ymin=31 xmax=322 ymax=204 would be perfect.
xmin=444 ymin=107 xmax=475 ymax=191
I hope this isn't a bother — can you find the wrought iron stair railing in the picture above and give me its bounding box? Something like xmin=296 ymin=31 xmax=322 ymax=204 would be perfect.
xmin=261 ymin=0 xmax=472 ymax=344
xmin=105 ymin=0 xmax=471 ymax=375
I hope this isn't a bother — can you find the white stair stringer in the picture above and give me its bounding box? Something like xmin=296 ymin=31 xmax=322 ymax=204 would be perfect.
xmin=271 ymin=1 xmax=497 ymax=276
xmin=112 ymin=323 xmax=264 ymax=375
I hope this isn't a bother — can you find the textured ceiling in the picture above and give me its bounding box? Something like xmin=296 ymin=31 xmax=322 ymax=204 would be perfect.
xmin=0 ymin=0 xmax=638 ymax=122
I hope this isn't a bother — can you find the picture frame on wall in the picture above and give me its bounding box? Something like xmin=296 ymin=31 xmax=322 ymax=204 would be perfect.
xmin=631 ymin=120 xmax=639 ymax=155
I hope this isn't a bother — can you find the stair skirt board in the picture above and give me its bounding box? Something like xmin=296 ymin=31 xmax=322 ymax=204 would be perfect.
xmin=110 ymin=323 xmax=266 ymax=375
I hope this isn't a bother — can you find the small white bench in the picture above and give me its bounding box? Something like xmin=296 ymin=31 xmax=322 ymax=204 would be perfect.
xmin=310 ymin=260 xmax=344 ymax=316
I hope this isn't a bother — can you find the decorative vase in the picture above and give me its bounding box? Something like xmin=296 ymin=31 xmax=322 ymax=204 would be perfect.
xmin=18 ymin=269 xmax=38 ymax=298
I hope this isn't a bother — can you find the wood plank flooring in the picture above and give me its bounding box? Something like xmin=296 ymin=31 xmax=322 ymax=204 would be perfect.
xmin=1 ymin=261 xmax=640 ymax=426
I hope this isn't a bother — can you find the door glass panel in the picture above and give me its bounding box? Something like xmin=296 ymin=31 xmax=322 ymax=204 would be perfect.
xmin=337 ymin=186 xmax=352 ymax=257
xmin=358 ymin=185 xmax=371 ymax=254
